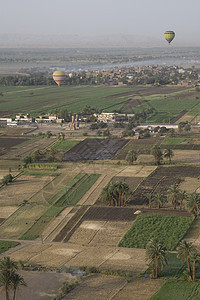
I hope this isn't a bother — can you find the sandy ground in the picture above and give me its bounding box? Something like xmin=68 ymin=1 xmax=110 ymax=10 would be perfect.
xmin=68 ymin=220 xmax=133 ymax=246
xmin=0 ymin=206 xmax=18 ymax=218
xmin=64 ymin=275 xmax=163 ymax=300
xmin=0 ymin=270 xmax=74 ymax=300
xmin=8 ymin=242 xmax=147 ymax=274
xmin=179 ymin=177 xmax=200 ymax=193
xmin=115 ymin=165 xmax=156 ymax=177
xmin=138 ymin=150 xmax=200 ymax=164
xmin=0 ymin=175 xmax=53 ymax=205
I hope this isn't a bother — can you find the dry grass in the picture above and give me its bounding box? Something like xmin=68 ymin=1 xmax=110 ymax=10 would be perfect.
xmin=0 ymin=175 xmax=52 ymax=205
xmin=0 ymin=204 xmax=48 ymax=239
xmin=0 ymin=206 xmax=18 ymax=218
xmin=10 ymin=243 xmax=146 ymax=273
xmin=68 ymin=220 xmax=134 ymax=246
xmin=179 ymin=177 xmax=200 ymax=193
xmin=115 ymin=165 xmax=156 ymax=177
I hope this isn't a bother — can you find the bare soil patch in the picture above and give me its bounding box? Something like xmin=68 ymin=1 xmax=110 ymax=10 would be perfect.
xmin=114 ymin=138 xmax=162 ymax=159
xmin=0 ymin=206 xmax=18 ymax=218
xmin=129 ymin=165 xmax=200 ymax=205
xmin=0 ymin=175 xmax=52 ymax=205
xmin=64 ymin=274 xmax=127 ymax=300
xmin=64 ymin=138 xmax=129 ymax=161
xmin=10 ymin=242 xmax=146 ymax=272
xmin=0 ymin=137 xmax=54 ymax=159
xmin=0 ymin=137 xmax=29 ymax=148
xmin=68 ymin=220 xmax=133 ymax=246
xmin=0 ymin=270 xmax=73 ymax=300
xmin=179 ymin=177 xmax=200 ymax=193
xmin=112 ymin=278 xmax=163 ymax=300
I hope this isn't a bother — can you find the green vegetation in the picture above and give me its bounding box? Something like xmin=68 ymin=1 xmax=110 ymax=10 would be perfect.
xmin=0 ymin=241 xmax=20 ymax=254
xmin=55 ymin=174 xmax=100 ymax=206
xmin=51 ymin=139 xmax=80 ymax=150
xmin=150 ymin=280 xmax=200 ymax=300
xmin=20 ymin=173 xmax=100 ymax=240
xmin=127 ymin=97 xmax=200 ymax=122
xmin=0 ymin=85 xmax=138 ymax=115
xmin=48 ymin=173 xmax=87 ymax=205
xmin=162 ymin=137 xmax=191 ymax=145
xmin=118 ymin=215 xmax=194 ymax=251
xmin=158 ymin=253 xmax=185 ymax=277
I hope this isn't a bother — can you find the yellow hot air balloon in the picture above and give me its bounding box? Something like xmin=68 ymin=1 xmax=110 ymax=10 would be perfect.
xmin=53 ymin=71 xmax=66 ymax=87
xmin=164 ymin=31 xmax=175 ymax=44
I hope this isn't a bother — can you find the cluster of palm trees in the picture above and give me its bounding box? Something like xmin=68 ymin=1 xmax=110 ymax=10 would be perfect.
xmin=125 ymin=146 xmax=174 ymax=166
xmin=0 ymin=257 xmax=26 ymax=300
xmin=151 ymin=145 xmax=174 ymax=165
xmin=146 ymin=185 xmax=200 ymax=214
xmin=100 ymin=181 xmax=131 ymax=206
xmin=146 ymin=239 xmax=200 ymax=281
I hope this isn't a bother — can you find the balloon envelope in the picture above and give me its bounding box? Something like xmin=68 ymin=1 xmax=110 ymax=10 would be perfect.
xmin=164 ymin=31 xmax=175 ymax=44
xmin=53 ymin=71 xmax=66 ymax=86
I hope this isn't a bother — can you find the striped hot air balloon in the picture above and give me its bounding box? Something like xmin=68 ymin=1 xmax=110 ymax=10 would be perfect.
xmin=53 ymin=71 xmax=66 ymax=87
xmin=164 ymin=31 xmax=175 ymax=44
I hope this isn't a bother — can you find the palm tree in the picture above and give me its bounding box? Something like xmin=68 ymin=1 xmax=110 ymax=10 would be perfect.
xmin=154 ymin=193 xmax=165 ymax=209
xmin=178 ymin=190 xmax=188 ymax=210
xmin=146 ymin=193 xmax=154 ymax=209
xmin=0 ymin=257 xmax=18 ymax=300
xmin=151 ymin=145 xmax=163 ymax=165
xmin=167 ymin=185 xmax=180 ymax=209
xmin=190 ymin=252 xmax=200 ymax=281
xmin=187 ymin=192 xmax=200 ymax=216
xmin=100 ymin=181 xmax=131 ymax=206
xmin=146 ymin=239 xmax=168 ymax=279
xmin=125 ymin=150 xmax=138 ymax=165
xmin=11 ymin=273 xmax=27 ymax=300
xmin=177 ymin=240 xmax=195 ymax=281
xmin=163 ymin=148 xmax=174 ymax=164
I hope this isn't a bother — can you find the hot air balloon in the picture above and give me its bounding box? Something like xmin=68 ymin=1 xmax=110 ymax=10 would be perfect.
xmin=164 ymin=31 xmax=175 ymax=44
xmin=53 ymin=71 xmax=66 ymax=87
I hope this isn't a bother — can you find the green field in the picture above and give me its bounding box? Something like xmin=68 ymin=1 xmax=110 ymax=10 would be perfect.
xmin=151 ymin=280 xmax=200 ymax=300
xmin=126 ymin=97 xmax=200 ymax=122
xmin=48 ymin=172 xmax=87 ymax=205
xmin=162 ymin=137 xmax=192 ymax=145
xmin=118 ymin=215 xmax=194 ymax=251
xmin=20 ymin=173 xmax=100 ymax=240
xmin=51 ymin=139 xmax=80 ymax=150
xmin=0 ymin=240 xmax=20 ymax=254
xmin=55 ymin=173 xmax=100 ymax=206
xmin=0 ymin=85 xmax=138 ymax=115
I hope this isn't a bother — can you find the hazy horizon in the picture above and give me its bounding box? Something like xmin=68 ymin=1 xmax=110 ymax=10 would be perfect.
xmin=2 ymin=0 xmax=200 ymax=47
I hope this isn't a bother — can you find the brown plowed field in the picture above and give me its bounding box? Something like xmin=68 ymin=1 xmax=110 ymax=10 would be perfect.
xmin=64 ymin=138 xmax=129 ymax=161
xmin=65 ymin=275 xmax=162 ymax=300
xmin=53 ymin=206 xmax=89 ymax=242
xmin=114 ymin=138 xmax=162 ymax=159
xmin=112 ymin=176 xmax=144 ymax=192
xmin=81 ymin=206 xmax=137 ymax=221
xmin=129 ymin=165 xmax=200 ymax=205
xmin=0 ymin=137 xmax=29 ymax=148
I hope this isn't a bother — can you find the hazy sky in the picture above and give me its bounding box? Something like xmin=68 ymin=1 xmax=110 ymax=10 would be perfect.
xmin=1 ymin=0 xmax=200 ymax=44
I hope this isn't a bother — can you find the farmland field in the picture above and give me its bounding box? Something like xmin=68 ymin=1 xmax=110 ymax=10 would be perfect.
xmin=129 ymin=165 xmax=200 ymax=206
xmin=150 ymin=280 xmax=200 ymax=300
xmin=9 ymin=242 xmax=147 ymax=273
xmin=0 ymin=85 xmax=195 ymax=122
xmin=64 ymin=275 xmax=162 ymax=300
xmin=0 ymin=175 xmax=53 ymax=205
xmin=0 ymin=204 xmax=48 ymax=239
xmin=64 ymin=138 xmax=129 ymax=161
xmin=119 ymin=214 xmax=194 ymax=250
xmin=0 ymin=240 xmax=20 ymax=254
xmin=0 ymin=85 xmax=140 ymax=116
